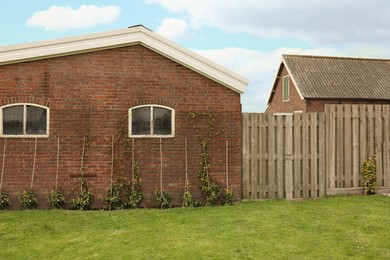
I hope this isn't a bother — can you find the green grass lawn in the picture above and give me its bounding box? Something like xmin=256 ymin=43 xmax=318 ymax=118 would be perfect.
xmin=0 ymin=195 xmax=389 ymax=259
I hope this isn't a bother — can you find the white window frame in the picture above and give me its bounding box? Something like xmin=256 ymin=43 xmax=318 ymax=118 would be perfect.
xmin=283 ymin=75 xmax=290 ymax=102
xmin=0 ymin=103 xmax=50 ymax=138
xmin=129 ymin=104 xmax=175 ymax=138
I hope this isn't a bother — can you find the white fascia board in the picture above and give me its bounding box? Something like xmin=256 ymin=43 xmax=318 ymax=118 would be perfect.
xmin=0 ymin=26 xmax=248 ymax=94
xmin=0 ymin=28 xmax=142 ymax=63
xmin=266 ymin=58 xmax=284 ymax=105
xmin=140 ymin=33 xmax=248 ymax=93
xmin=282 ymin=56 xmax=304 ymax=100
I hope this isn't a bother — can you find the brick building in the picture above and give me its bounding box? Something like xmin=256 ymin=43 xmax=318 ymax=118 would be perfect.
xmin=0 ymin=25 xmax=248 ymax=208
xmin=266 ymin=55 xmax=390 ymax=113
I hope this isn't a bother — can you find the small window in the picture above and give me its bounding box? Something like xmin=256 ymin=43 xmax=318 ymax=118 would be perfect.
xmin=129 ymin=105 xmax=174 ymax=138
xmin=1 ymin=103 xmax=49 ymax=137
xmin=283 ymin=76 xmax=290 ymax=102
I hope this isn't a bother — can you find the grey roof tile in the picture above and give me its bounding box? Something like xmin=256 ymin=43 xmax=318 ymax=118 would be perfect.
xmin=283 ymin=54 xmax=390 ymax=99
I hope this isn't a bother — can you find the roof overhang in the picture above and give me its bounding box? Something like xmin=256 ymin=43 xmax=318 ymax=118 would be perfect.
xmin=0 ymin=25 xmax=248 ymax=94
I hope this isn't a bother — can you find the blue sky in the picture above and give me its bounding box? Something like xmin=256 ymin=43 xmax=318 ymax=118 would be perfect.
xmin=1 ymin=0 xmax=390 ymax=112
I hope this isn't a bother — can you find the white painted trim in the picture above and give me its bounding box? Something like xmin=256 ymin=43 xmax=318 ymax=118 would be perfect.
xmin=266 ymin=58 xmax=283 ymax=105
xmin=129 ymin=104 xmax=175 ymax=138
xmin=282 ymin=56 xmax=304 ymax=100
xmin=0 ymin=26 xmax=248 ymax=94
xmin=266 ymin=56 xmax=305 ymax=106
xmin=0 ymin=103 xmax=50 ymax=138
xmin=273 ymin=113 xmax=293 ymax=116
xmin=282 ymin=75 xmax=290 ymax=102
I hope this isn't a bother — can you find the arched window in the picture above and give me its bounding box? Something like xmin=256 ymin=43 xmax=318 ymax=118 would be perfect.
xmin=129 ymin=105 xmax=174 ymax=138
xmin=0 ymin=103 xmax=49 ymax=137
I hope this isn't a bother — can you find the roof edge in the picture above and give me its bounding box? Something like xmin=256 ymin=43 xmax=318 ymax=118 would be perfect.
xmin=282 ymin=53 xmax=390 ymax=62
xmin=266 ymin=55 xmax=304 ymax=105
xmin=266 ymin=57 xmax=284 ymax=105
xmin=0 ymin=25 xmax=248 ymax=94
xmin=282 ymin=56 xmax=304 ymax=100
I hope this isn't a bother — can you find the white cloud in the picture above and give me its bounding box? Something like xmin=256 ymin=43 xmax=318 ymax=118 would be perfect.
xmin=145 ymin=0 xmax=390 ymax=45
xmin=196 ymin=47 xmax=344 ymax=112
xmin=197 ymin=44 xmax=390 ymax=112
xmin=26 ymin=5 xmax=121 ymax=32
xmin=156 ymin=18 xmax=189 ymax=40
xmin=146 ymin=0 xmax=390 ymax=111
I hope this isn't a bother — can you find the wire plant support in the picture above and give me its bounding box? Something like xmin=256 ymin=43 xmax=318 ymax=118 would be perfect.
xmin=184 ymin=139 xmax=189 ymax=192
xmin=131 ymin=138 xmax=135 ymax=190
xmin=160 ymin=138 xmax=163 ymax=197
xmin=226 ymin=140 xmax=229 ymax=190
xmin=110 ymin=134 xmax=114 ymax=197
xmin=31 ymin=138 xmax=38 ymax=190
xmin=55 ymin=134 xmax=60 ymax=190
xmin=0 ymin=138 xmax=6 ymax=192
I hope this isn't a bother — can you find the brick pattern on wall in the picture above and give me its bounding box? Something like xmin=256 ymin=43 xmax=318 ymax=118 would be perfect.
xmin=266 ymin=66 xmax=306 ymax=113
xmin=0 ymin=45 xmax=242 ymax=208
xmin=266 ymin=65 xmax=390 ymax=114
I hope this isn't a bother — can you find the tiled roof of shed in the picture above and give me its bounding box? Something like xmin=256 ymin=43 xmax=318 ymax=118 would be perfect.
xmin=283 ymin=54 xmax=390 ymax=99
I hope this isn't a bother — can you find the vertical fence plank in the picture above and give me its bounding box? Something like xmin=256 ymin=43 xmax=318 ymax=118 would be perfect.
xmin=250 ymin=113 xmax=260 ymax=199
xmin=310 ymin=113 xmax=318 ymax=198
xmin=293 ymin=113 xmax=302 ymax=198
xmin=375 ymin=105 xmax=383 ymax=188
xmin=360 ymin=105 xmax=367 ymax=187
xmin=276 ymin=116 xmax=284 ymax=199
xmin=242 ymin=113 xmax=250 ymax=199
xmin=285 ymin=115 xmax=293 ymax=199
xmin=336 ymin=105 xmax=345 ymax=188
xmin=267 ymin=114 xmax=276 ymax=199
xmin=302 ymin=113 xmax=310 ymax=199
xmin=367 ymin=105 xmax=375 ymax=156
xmin=352 ymin=105 xmax=360 ymax=188
xmin=318 ymin=113 xmax=326 ymax=197
xmin=327 ymin=105 xmax=336 ymax=190
xmin=344 ymin=105 xmax=352 ymax=188
xmin=259 ymin=114 xmax=267 ymax=199
xmin=383 ymin=106 xmax=390 ymax=187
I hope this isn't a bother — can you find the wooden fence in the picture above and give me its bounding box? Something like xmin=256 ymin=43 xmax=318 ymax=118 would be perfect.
xmin=242 ymin=104 xmax=390 ymax=200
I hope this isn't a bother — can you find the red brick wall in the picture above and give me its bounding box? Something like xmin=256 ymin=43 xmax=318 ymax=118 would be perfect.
xmin=266 ymin=66 xmax=306 ymax=113
xmin=0 ymin=45 xmax=242 ymax=208
xmin=306 ymin=99 xmax=390 ymax=112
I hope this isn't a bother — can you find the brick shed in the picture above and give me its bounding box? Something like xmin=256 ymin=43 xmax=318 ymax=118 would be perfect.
xmin=0 ymin=25 xmax=248 ymax=208
xmin=266 ymin=54 xmax=390 ymax=113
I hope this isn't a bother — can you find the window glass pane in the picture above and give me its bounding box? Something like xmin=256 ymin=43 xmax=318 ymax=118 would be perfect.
xmin=283 ymin=76 xmax=289 ymax=101
xmin=132 ymin=107 xmax=151 ymax=135
xmin=153 ymin=107 xmax=172 ymax=135
xmin=26 ymin=106 xmax=47 ymax=135
xmin=3 ymin=106 xmax=24 ymax=135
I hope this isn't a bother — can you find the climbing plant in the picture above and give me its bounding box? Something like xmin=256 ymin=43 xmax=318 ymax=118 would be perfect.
xmin=222 ymin=188 xmax=234 ymax=206
xmin=103 ymin=120 xmax=143 ymax=210
xmin=47 ymin=189 xmax=66 ymax=209
xmin=70 ymin=177 xmax=93 ymax=210
xmin=188 ymin=111 xmax=224 ymax=206
xmin=154 ymin=188 xmax=171 ymax=209
xmin=182 ymin=190 xmax=194 ymax=208
xmin=124 ymin=160 xmax=143 ymax=209
xmin=47 ymin=135 xmax=66 ymax=209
